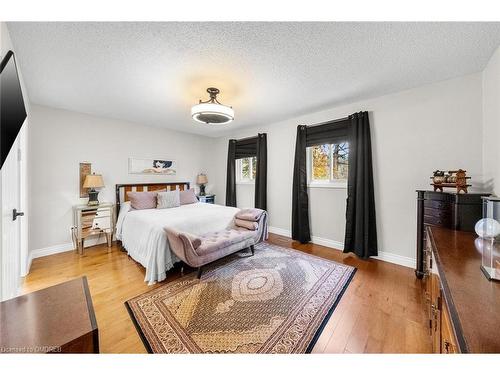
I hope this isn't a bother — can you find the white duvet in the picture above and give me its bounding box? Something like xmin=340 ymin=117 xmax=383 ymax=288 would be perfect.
xmin=115 ymin=202 xmax=240 ymax=284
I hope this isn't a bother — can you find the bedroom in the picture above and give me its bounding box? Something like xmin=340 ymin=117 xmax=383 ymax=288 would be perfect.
xmin=1 ymin=1 xmax=500 ymax=371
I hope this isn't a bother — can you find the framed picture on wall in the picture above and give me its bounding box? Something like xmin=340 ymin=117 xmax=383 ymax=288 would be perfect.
xmin=79 ymin=162 xmax=92 ymax=197
xmin=128 ymin=157 xmax=177 ymax=175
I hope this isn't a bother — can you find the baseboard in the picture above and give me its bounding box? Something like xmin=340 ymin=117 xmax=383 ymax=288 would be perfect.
xmin=372 ymin=252 xmax=416 ymax=269
xmin=267 ymin=226 xmax=291 ymax=238
xmin=31 ymin=242 xmax=75 ymax=259
xmin=30 ymin=237 xmax=108 ymax=260
xmin=309 ymin=235 xmax=344 ymax=251
xmin=268 ymin=226 xmax=343 ymax=249
xmin=268 ymin=226 xmax=415 ymax=269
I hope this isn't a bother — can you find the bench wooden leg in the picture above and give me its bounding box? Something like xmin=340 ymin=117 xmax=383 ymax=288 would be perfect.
xmin=197 ymin=267 xmax=203 ymax=279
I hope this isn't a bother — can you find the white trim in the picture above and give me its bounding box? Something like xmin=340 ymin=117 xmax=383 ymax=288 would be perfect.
xmin=236 ymin=181 xmax=255 ymax=185
xmin=21 ymin=253 xmax=32 ymax=278
xmin=30 ymin=237 xmax=108 ymax=262
xmin=267 ymin=226 xmax=415 ymax=269
xmin=307 ymin=182 xmax=347 ymax=189
xmin=268 ymin=226 xmax=291 ymax=237
xmin=309 ymin=235 xmax=344 ymax=250
xmin=31 ymin=242 xmax=75 ymax=259
xmin=372 ymin=252 xmax=416 ymax=269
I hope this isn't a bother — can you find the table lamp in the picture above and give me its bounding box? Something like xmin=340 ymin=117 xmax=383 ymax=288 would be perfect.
xmin=83 ymin=173 xmax=105 ymax=205
xmin=196 ymin=173 xmax=208 ymax=196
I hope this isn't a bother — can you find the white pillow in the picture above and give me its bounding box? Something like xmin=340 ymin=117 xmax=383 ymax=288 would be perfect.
xmin=157 ymin=190 xmax=180 ymax=209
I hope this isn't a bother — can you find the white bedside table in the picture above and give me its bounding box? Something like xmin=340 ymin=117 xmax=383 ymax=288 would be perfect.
xmin=73 ymin=202 xmax=114 ymax=254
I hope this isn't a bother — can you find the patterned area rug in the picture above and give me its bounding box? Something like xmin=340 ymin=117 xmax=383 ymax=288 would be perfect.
xmin=125 ymin=243 xmax=356 ymax=353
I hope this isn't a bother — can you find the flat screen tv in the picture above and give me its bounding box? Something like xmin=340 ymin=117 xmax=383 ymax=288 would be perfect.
xmin=1 ymin=50 xmax=27 ymax=170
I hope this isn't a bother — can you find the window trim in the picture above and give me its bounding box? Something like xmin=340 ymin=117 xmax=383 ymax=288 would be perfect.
xmin=236 ymin=157 xmax=256 ymax=185
xmin=306 ymin=143 xmax=348 ymax=189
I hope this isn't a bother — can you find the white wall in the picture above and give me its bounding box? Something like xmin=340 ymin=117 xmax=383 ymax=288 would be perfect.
xmin=207 ymin=73 xmax=484 ymax=262
xmin=28 ymin=105 xmax=212 ymax=254
xmin=482 ymin=45 xmax=500 ymax=196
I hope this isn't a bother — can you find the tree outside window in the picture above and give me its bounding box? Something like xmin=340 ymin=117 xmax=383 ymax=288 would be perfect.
xmin=237 ymin=156 xmax=257 ymax=182
xmin=309 ymin=142 xmax=348 ymax=183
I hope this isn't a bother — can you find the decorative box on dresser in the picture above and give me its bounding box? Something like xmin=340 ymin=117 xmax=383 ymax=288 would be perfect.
xmin=415 ymin=190 xmax=488 ymax=279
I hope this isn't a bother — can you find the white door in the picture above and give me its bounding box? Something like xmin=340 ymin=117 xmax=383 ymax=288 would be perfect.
xmin=0 ymin=124 xmax=27 ymax=301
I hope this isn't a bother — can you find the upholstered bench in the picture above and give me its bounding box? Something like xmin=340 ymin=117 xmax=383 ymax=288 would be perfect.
xmin=165 ymin=227 xmax=257 ymax=278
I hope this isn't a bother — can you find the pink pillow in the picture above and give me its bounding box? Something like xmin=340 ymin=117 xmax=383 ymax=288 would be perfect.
xmin=179 ymin=188 xmax=198 ymax=205
xmin=127 ymin=191 xmax=159 ymax=210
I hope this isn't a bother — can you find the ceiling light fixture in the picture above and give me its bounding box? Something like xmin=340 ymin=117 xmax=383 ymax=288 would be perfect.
xmin=191 ymin=87 xmax=234 ymax=125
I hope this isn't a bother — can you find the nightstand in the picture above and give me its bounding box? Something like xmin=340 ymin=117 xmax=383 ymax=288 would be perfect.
xmin=73 ymin=202 xmax=114 ymax=254
xmin=197 ymin=194 xmax=216 ymax=204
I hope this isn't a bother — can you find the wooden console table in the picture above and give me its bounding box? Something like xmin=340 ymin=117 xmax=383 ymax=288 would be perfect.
xmin=0 ymin=276 xmax=99 ymax=353
xmin=423 ymin=227 xmax=500 ymax=353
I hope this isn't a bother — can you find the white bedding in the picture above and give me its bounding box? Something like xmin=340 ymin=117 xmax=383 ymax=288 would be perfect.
xmin=115 ymin=202 xmax=240 ymax=284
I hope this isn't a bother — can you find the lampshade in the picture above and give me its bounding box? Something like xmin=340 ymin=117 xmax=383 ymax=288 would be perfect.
xmin=83 ymin=173 xmax=105 ymax=189
xmin=196 ymin=174 xmax=208 ymax=184
xmin=191 ymin=88 xmax=234 ymax=125
xmin=191 ymin=103 xmax=234 ymax=125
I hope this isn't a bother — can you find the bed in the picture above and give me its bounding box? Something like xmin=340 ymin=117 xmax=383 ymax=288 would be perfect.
xmin=114 ymin=182 xmax=267 ymax=284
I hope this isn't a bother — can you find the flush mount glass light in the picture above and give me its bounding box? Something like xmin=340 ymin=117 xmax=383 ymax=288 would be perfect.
xmin=191 ymin=87 xmax=234 ymax=125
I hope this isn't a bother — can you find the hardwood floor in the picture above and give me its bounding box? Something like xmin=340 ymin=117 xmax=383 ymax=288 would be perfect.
xmin=23 ymin=234 xmax=432 ymax=353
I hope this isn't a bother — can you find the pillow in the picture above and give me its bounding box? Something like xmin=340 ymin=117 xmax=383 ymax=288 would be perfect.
xmin=127 ymin=191 xmax=159 ymax=210
xmin=179 ymin=188 xmax=198 ymax=205
xmin=157 ymin=190 xmax=180 ymax=209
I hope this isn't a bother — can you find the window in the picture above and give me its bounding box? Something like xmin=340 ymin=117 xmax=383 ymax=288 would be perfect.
xmin=237 ymin=156 xmax=257 ymax=183
xmin=308 ymin=142 xmax=349 ymax=187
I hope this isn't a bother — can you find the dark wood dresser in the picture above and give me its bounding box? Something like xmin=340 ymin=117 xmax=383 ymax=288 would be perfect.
xmin=424 ymin=227 xmax=500 ymax=353
xmin=0 ymin=276 xmax=99 ymax=353
xmin=415 ymin=190 xmax=488 ymax=278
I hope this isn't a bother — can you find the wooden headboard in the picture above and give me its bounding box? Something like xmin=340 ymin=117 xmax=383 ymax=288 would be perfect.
xmin=115 ymin=181 xmax=190 ymax=215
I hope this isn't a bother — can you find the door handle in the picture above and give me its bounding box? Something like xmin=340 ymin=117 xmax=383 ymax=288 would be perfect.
xmin=13 ymin=209 xmax=24 ymax=221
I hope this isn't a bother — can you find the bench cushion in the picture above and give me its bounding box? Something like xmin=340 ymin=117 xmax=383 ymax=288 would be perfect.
xmin=195 ymin=228 xmax=255 ymax=256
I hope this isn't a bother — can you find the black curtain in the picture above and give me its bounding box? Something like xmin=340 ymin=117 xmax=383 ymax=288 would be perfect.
xmin=291 ymin=126 xmax=310 ymax=242
xmin=226 ymin=134 xmax=267 ymax=209
xmin=291 ymin=113 xmax=377 ymax=258
xmin=225 ymin=139 xmax=237 ymax=207
xmin=234 ymin=137 xmax=258 ymax=159
xmin=343 ymin=112 xmax=378 ymax=258
xmin=255 ymin=133 xmax=267 ymax=210
xmin=292 ymin=119 xmax=349 ymax=243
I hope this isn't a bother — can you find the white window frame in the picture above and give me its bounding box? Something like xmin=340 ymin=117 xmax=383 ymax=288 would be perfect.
xmin=236 ymin=157 xmax=256 ymax=184
xmin=307 ymin=143 xmax=348 ymax=189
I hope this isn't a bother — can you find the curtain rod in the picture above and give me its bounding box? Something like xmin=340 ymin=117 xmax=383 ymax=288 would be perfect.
xmin=307 ymin=116 xmax=349 ymax=128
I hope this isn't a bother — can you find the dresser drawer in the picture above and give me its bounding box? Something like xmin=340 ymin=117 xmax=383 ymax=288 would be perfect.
xmin=424 ymin=200 xmax=451 ymax=210
xmin=95 ymin=208 xmax=111 ymax=218
xmin=424 ymin=215 xmax=450 ymax=227
xmin=92 ymin=217 xmax=111 ymax=230
xmin=424 ymin=206 xmax=451 ymax=219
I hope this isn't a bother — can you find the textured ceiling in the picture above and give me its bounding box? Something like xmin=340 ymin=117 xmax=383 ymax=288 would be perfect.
xmin=7 ymin=22 xmax=500 ymax=137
